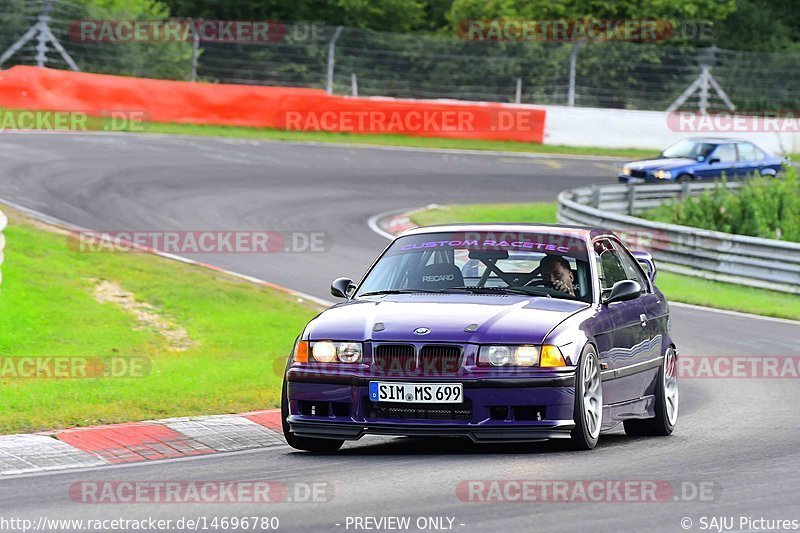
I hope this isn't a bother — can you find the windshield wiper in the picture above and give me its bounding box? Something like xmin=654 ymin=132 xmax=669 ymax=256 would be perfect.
xmin=359 ymin=289 xmax=442 ymax=297
xmin=443 ymin=286 xmax=552 ymax=298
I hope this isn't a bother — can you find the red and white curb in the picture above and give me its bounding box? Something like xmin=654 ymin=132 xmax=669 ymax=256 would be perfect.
xmin=0 ymin=410 xmax=282 ymax=477
xmin=367 ymin=204 xmax=440 ymax=240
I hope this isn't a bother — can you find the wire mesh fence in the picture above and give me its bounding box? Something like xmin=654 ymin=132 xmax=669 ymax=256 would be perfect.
xmin=2 ymin=0 xmax=800 ymax=112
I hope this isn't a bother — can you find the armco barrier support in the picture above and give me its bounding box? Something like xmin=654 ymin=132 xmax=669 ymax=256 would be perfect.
xmin=0 ymin=66 xmax=545 ymax=143
xmin=558 ymin=182 xmax=800 ymax=294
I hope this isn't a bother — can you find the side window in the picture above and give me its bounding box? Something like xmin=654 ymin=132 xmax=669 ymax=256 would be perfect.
xmin=594 ymin=239 xmax=648 ymax=293
xmin=614 ymin=243 xmax=649 ymax=292
xmin=713 ymin=143 xmax=737 ymax=163
xmin=594 ymin=239 xmax=627 ymax=292
xmin=737 ymin=143 xmax=757 ymax=162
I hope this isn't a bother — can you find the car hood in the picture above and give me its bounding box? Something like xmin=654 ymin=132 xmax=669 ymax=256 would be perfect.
xmin=305 ymin=294 xmax=590 ymax=345
xmin=627 ymin=157 xmax=697 ymax=171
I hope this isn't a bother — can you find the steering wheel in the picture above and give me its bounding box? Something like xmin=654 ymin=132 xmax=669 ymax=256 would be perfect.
xmin=523 ymin=279 xmax=549 ymax=288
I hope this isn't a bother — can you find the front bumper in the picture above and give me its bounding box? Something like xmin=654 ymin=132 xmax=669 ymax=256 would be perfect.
xmin=286 ymin=370 xmax=576 ymax=443
xmin=618 ymin=174 xmax=645 ymax=183
xmin=288 ymin=419 xmax=575 ymax=443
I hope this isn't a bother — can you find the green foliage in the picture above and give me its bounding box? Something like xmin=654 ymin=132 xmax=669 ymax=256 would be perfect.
xmin=644 ymin=168 xmax=800 ymax=242
xmin=714 ymin=0 xmax=800 ymax=52
xmin=446 ymin=0 xmax=736 ymax=24
xmin=77 ymin=0 xmax=194 ymax=80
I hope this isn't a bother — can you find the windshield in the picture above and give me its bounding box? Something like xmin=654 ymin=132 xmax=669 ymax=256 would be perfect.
xmin=356 ymin=231 xmax=593 ymax=302
xmin=662 ymin=139 xmax=716 ymax=160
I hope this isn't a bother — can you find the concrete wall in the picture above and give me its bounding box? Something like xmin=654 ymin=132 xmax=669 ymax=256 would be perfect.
xmin=541 ymin=104 xmax=800 ymax=154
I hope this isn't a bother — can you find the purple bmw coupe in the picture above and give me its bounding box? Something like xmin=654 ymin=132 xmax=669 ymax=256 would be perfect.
xmin=281 ymin=224 xmax=679 ymax=451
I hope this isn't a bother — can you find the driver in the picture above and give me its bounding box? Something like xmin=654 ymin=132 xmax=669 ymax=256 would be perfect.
xmin=539 ymin=255 xmax=575 ymax=296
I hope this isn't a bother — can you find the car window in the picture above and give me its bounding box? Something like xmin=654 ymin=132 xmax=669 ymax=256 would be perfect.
xmin=614 ymin=244 xmax=649 ymax=292
xmin=712 ymin=143 xmax=737 ymax=163
xmin=594 ymin=239 xmax=627 ymax=291
xmin=594 ymin=239 xmax=647 ymax=293
xmin=357 ymin=231 xmax=594 ymax=302
xmin=737 ymin=143 xmax=757 ymax=162
xmin=662 ymin=139 xmax=715 ymax=159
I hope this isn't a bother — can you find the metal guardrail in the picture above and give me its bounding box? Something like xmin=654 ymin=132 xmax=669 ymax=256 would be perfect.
xmin=0 ymin=208 xmax=5 ymax=286
xmin=558 ymin=181 xmax=800 ymax=294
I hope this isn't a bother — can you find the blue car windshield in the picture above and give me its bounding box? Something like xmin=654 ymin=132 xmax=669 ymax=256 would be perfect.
xmin=357 ymin=231 xmax=593 ymax=302
xmin=662 ymin=139 xmax=716 ymax=160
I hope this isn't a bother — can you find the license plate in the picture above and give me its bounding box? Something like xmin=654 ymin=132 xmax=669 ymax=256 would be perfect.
xmin=369 ymin=381 xmax=463 ymax=404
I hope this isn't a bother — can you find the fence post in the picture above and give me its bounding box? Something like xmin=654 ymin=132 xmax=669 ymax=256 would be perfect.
xmin=351 ymin=73 xmax=358 ymax=96
xmin=681 ymin=181 xmax=691 ymax=200
xmin=515 ymin=78 xmax=521 ymax=104
xmin=189 ymin=28 xmax=200 ymax=82
xmin=626 ymin=183 xmax=636 ymax=215
xmin=567 ymin=39 xmax=583 ymax=107
xmin=591 ymin=184 xmax=601 ymax=208
xmin=34 ymin=1 xmax=52 ymax=67
xmin=0 ymin=208 xmax=6 ymax=287
xmin=326 ymin=26 xmax=344 ymax=95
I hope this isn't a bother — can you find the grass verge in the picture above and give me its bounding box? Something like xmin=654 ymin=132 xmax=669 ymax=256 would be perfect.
xmin=410 ymin=202 xmax=800 ymax=321
xmin=138 ymin=122 xmax=658 ymax=158
xmin=0 ymin=208 xmax=318 ymax=434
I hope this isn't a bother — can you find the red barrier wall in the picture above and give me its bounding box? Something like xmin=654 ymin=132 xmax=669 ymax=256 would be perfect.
xmin=0 ymin=66 xmax=545 ymax=143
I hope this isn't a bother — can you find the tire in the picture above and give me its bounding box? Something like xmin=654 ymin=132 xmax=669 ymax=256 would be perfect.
xmin=624 ymin=346 xmax=678 ymax=437
xmin=281 ymin=378 xmax=344 ymax=453
xmin=569 ymin=345 xmax=603 ymax=450
xmin=676 ymin=174 xmax=692 ymax=184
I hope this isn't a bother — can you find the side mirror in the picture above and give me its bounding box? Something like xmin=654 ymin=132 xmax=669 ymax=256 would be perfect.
xmin=708 ymin=157 xmax=720 ymax=165
xmin=604 ymin=280 xmax=642 ymax=304
xmin=330 ymin=277 xmax=355 ymax=298
xmin=631 ymin=251 xmax=657 ymax=283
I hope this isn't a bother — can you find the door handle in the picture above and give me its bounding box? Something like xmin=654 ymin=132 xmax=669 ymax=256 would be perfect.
xmin=640 ymin=313 xmax=647 ymax=327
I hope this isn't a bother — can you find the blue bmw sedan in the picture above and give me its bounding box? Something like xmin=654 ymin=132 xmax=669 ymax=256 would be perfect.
xmin=619 ymin=138 xmax=785 ymax=183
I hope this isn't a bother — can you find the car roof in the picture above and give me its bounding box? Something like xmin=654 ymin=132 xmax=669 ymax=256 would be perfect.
xmin=685 ymin=137 xmax=748 ymax=143
xmin=399 ymin=223 xmax=615 ymax=240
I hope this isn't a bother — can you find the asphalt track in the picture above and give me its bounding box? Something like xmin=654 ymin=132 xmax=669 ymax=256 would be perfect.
xmin=0 ymin=133 xmax=799 ymax=533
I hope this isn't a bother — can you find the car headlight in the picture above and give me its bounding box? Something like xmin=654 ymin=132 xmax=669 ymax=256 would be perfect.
xmin=478 ymin=345 xmax=539 ymax=367
xmin=311 ymin=341 xmax=362 ymax=363
xmin=337 ymin=342 xmax=362 ymax=363
xmin=622 ymin=166 xmax=631 ymax=176
xmin=655 ymin=170 xmax=672 ymax=180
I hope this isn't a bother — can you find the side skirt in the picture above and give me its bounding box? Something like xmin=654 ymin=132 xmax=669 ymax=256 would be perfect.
xmin=602 ymin=395 xmax=656 ymax=425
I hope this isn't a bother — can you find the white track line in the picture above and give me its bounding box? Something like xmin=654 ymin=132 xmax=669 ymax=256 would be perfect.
xmin=1 ymin=130 xmax=630 ymax=162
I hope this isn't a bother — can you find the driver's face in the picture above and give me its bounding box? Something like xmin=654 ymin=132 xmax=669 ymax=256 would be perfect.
xmin=542 ymin=262 xmax=574 ymax=290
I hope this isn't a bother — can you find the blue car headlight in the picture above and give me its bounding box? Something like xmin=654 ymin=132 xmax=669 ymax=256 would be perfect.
xmin=311 ymin=341 xmax=362 ymax=363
